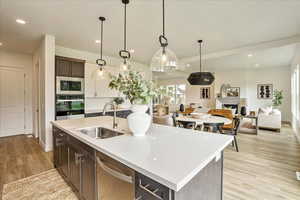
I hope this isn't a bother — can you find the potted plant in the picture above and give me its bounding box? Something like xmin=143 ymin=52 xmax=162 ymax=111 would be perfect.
xmin=109 ymin=71 xmax=157 ymax=136
xmin=272 ymin=89 xmax=283 ymax=108
xmin=113 ymin=97 xmax=124 ymax=109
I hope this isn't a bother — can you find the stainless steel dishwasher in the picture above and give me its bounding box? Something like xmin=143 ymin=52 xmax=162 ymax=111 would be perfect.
xmin=96 ymin=151 xmax=135 ymax=200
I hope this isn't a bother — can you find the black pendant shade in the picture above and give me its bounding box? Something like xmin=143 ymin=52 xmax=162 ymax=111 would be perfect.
xmin=187 ymin=40 xmax=215 ymax=85
xmin=187 ymin=72 xmax=215 ymax=85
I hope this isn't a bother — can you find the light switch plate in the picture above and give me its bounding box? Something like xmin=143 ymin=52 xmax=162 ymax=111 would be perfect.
xmin=296 ymin=172 xmax=300 ymax=181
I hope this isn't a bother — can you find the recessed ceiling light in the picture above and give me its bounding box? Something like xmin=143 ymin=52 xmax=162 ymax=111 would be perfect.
xmin=186 ymin=64 xmax=191 ymax=67
xmin=129 ymin=49 xmax=135 ymax=53
xmin=255 ymin=64 xmax=260 ymax=67
xmin=0 ymin=42 xmax=2 ymax=46
xmin=95 ymin=40 xmax=101 ymax=44
xmin=16 ymin=19 xmax=26 ymax=24
xmin=248 ymin=54 xmax=253 ymax=58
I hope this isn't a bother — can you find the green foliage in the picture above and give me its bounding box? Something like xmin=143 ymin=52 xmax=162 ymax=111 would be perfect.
xmin=272 ymin=89 xmax=283 ymax=107
xmin=113 ymin=97 xmax=124 ymax=105
xmin=109 ymin=71 xmax=157 ymax=104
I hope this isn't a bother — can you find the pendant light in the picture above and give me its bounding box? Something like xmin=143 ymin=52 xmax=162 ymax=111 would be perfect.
xmin=187 ymin=40 xmax=215 ymax=85
xmin=150 ymin=0 xmax=178 ymax=72
xmin=119 ymin=0 xmax=131 ymax=71
xmin=96 ymin=16 xmax=107 ymax=76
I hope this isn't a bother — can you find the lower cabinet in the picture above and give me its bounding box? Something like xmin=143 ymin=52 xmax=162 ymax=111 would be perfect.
xmin=53 ymin=127 xmax=96 ymax=200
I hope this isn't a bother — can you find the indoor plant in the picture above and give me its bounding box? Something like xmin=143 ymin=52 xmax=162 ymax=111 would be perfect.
xmin=272 ymin=89 xmax=283 ymax=108
xmin=113 ymin=97 xmax=124 ymax=109
xmin=109 ymin=71 xmax=157 ymax=136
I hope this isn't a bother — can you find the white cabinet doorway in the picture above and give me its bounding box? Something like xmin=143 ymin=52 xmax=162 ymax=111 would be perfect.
xmin=0 ymin=67 xmax=25 ymax=137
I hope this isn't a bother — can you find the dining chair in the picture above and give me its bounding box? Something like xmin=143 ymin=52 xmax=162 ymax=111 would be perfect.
xmin=203 ymin=122 xmax=225 ymax=133
xmin=221 ymin=117 xmax=240 ymax=152
xmin=177 ymin=120 xmax=196 ymax=129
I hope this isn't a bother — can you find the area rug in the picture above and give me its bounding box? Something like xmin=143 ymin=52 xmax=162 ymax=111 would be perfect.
xmin=2 ymin=169 xmax=78 ymax=200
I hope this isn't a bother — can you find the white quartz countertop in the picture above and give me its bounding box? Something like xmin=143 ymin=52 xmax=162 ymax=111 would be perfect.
xmin=51 ymin=116 xmax=233 ymax=192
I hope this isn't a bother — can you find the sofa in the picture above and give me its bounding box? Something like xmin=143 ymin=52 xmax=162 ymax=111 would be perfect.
xmin=258 ymin=107 xmax=281 ymax=131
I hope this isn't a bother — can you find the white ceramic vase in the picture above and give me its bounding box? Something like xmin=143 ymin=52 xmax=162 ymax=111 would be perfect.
xmin=127 ymin=104 xmax=151 ymax=137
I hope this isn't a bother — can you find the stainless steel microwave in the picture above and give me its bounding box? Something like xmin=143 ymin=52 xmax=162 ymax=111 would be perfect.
xmin=56 ymin=76 xmax=84 ymax=95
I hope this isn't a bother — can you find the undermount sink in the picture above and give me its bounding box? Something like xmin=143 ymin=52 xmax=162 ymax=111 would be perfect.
xmin=77 ymin=127 xmax=124 ymax=139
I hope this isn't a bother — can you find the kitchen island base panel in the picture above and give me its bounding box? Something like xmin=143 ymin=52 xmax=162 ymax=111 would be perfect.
xmin=172 ymin=153 xmax=223 ymax=200
xmin=135 ymin=154 xmax=223 ymax=200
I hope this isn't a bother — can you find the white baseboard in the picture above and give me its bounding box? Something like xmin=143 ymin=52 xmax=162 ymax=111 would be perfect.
xmin=39 ymin=139 xmax=46 ymax=151
xmin=45 ymin=143 xmax=53 ymax=152
xmin=24 ymin=129 xmax=33 ymax=134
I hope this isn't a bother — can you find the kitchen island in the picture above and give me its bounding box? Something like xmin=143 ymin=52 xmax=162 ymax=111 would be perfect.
xmin=51 ymin=116 xmax=233 ymax=200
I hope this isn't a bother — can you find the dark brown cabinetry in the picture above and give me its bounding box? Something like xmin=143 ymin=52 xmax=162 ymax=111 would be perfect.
xmin=56 ymin=56 xmax=85 ymax=78
xmin=53 ymin=127 xmax=96 ymax=200
xmin=53 ymin=127 xmax=68 ymax=177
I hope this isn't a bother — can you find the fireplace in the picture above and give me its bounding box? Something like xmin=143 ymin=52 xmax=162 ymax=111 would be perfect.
xmin=223 ymin=104 xmax=239 ymax=114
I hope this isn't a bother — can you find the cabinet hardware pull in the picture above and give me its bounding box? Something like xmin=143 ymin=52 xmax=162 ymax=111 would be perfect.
xmin=96 ymin=156 xmax=133 ymax=184
xmin=75 ymin=153 xmax=83 ymax=165
xmin=138 ymin=179 xmax=164 ymax=200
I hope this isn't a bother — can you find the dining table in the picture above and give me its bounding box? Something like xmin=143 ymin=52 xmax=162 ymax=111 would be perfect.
xmin=176 ymin=113 xmax=232 ymax=127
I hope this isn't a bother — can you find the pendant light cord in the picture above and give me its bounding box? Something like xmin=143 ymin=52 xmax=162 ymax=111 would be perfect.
xmin=163 ymin=0 xmax=165 ymax=37
xmin=119 ymin=0 xmax=130 ymax=61
xmin=124 ymin=2 xmax=127 ymax=50
xmin=199 ymin=40 xmax=203 ymax=72
xmin=96 ymin=17 xmax=106 ymax=67
xmin=100 ymin=20 xmax=104 ymax=59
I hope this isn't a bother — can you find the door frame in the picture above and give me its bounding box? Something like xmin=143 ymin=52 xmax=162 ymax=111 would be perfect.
xmin=33 ymin=60 xmax=42 ymax=139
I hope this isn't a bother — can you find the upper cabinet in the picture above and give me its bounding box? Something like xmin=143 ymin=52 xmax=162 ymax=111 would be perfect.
xmin=56 ymin=56 xmax=85 ymax=78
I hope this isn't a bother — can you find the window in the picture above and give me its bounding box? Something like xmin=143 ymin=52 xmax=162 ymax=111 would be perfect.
xmin=157 ymin=84 xmax=186 ymax=104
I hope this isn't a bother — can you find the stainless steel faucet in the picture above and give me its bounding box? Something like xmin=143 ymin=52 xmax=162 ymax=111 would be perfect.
xmin=103 ymin=102 xmax=118 ymax=129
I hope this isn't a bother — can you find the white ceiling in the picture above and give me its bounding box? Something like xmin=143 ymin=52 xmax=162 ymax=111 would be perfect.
xmin=1 ymin=0 xmax=300 ymax=67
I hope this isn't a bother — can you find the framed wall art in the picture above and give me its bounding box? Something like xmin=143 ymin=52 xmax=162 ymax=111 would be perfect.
xmin=225 ymin=87 xmax=240 ymax=98
xmin=200 ymin=87 xmax=210 ymax=99
xmin=257 ymin=84 xmax=273 ymax=99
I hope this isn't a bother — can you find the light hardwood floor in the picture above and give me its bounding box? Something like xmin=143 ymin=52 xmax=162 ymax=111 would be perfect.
xmin=0 ymin=126 xmax=299 ymax=200
xmin=0 ymin=135 xmax=53 ymax=199
xmin=224 ymin=125 xmax=300 ymax=200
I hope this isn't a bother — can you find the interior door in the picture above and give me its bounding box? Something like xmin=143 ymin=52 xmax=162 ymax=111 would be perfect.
xmin=0 ymin=67 xmax=25 ymax=137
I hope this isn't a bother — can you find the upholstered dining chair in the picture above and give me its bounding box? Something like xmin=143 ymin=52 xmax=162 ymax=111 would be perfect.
xmin=221 ymin=117 xmax=240 ymax=152
xmin=208 ymin=109 xmax=234 ymax=130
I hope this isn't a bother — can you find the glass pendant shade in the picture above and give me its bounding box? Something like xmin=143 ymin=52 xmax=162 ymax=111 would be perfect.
xmin=120 ymin=59 xmax=131 ymax=71
xmin=98 ymin=68 xmax=104 ymax=77
xmin=150 ymin=47 xmax=178 ymax=72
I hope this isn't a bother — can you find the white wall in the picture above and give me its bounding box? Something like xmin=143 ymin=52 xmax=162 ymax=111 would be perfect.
xmin=157 ymin=78 xmax=215 ymax=110
xmin=0 ymin=50 xmax=33 ymax=133
xmin=291 ymin=44 xmax=300 ymax=139
xmin=55 ymin=46 xmax=152 ymax=111
xmin=214 ymin=67 xmax=291 ymax=121
xmin=157 ymin=67 xmax=291 ymax=121
xmin=33 ymin=35 xmax=55 ymax=152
